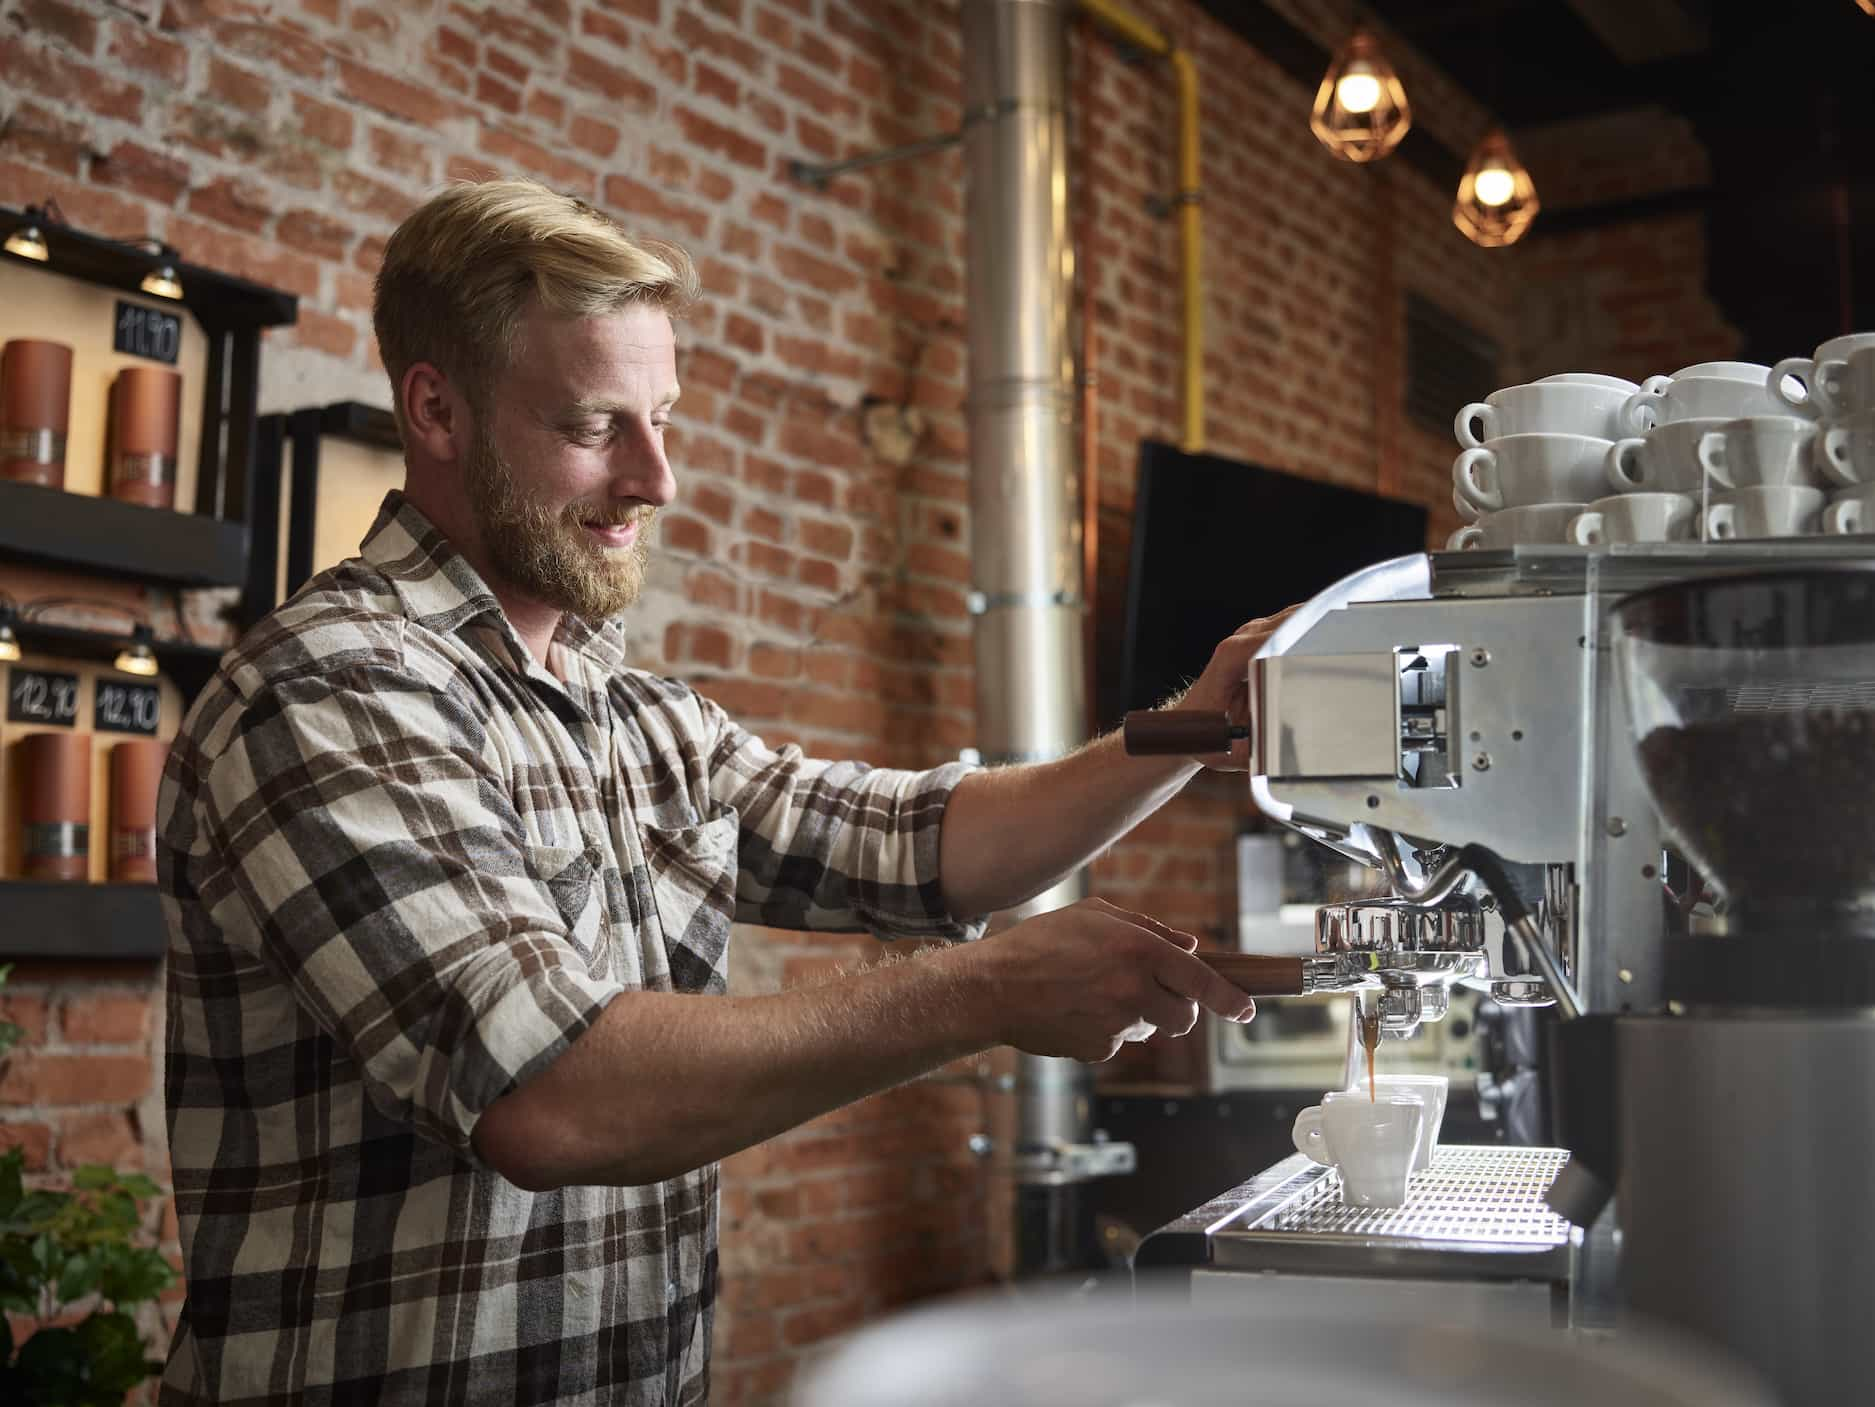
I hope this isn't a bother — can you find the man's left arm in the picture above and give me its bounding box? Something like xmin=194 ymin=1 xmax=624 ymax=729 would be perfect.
xmin=939 ymin=608 xmax=1295 ymax=918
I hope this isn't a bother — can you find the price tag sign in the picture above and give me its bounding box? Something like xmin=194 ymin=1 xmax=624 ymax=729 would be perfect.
xmin=7 ymin=668 xmax=80 ymax=726
xmin=113 ymin=300 xmax=182 ymax=365
xmin=95 ymin=678 xmax=161 ymax=736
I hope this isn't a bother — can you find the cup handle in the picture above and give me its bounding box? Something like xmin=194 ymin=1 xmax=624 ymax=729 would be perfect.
xmin=1445 ymin=525 xmax=1484 ymax=551
xmin=1824 ymin=500 xmax=1863 ymax=536
xmin=1292 ymin=1106 xmax=1332 ymax=1167
xmin=1568 ymin=511 xmax=1604 ymax=547
xmin=1620 ymin=389 xmax=1665 ymax=436
xmin=1640 ymin=374 xmax=1673 ymax=395
xmin=1705 ymin=503 xmax=1736 ymax=541
xmin=1454 ymin=402 xmax=1494 ymax=451
xmin=1453 ymin=447 xmax=1501 ymax=511
xmin=1812 ymin=359 xmax=1849 ymax=419
xmin=1695 ymin=430 xmax=1731 ymax=488
xmin=1821 ymin=426 xmax=1861 ymax=488
xmin=1770 ymin=356 xmax=1816 ymax=413
xmin=1605 ymin=438 xmax=1648 ymax=492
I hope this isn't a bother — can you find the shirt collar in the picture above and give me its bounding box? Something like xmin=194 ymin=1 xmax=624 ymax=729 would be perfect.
xmin=359 ymin=491 xmax=631 ymax=678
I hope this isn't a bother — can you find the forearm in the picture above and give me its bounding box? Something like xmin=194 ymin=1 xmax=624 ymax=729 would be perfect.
xmin=938 ymin=729 xmax=1199 ymax=917
xmin=473 ymin=941 xmax=998 ymax=1189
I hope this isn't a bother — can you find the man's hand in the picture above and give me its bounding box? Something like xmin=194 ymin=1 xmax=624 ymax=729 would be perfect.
xmin=967 ymin=898 xmax=1257 ymax=1063
xmin=1174 ymin=606 xmax=1301 ymax=771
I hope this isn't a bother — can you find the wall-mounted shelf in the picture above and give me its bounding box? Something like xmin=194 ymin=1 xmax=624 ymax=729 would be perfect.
xmin=0 ymin=882 xmax=167 ymax=960
xmin=0 ymin=480 xmax=248 ymax=588
xmin=10 ymin=618 xmax=223 ymax=702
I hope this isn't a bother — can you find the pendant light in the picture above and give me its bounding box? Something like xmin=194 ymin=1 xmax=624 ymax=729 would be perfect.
xmin=1453 ymin=129 xmax=1539 ymax=247
xmin=1310 ymin=26 xmax=1411 ymax=163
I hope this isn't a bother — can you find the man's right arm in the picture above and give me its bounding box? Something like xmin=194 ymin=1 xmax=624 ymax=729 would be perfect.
xmin=471 ymin=898 xmax=1256 ymax=1191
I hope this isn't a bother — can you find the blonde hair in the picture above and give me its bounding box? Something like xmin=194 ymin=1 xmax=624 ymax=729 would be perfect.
xmin=373 ymin=179 xmax=698 ymax=422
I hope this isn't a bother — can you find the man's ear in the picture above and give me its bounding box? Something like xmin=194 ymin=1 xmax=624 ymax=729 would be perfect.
xmin=400 ymin=362 xmax=471 ymax=464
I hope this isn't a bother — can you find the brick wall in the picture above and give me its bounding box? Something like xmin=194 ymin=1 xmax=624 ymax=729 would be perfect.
xmin=0 ymin=1 xmax=1734 ymax=1402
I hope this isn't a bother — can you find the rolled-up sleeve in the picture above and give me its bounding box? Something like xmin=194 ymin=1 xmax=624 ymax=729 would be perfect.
xmin=696 ymin=694 xmax=986 ymax=943
xmin=198 ymin=663 xmax=624 ymax=1161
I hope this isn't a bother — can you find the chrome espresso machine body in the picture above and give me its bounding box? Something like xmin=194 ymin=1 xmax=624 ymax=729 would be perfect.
xmin=1131 ymin=538 xmax=1875 ymax=1406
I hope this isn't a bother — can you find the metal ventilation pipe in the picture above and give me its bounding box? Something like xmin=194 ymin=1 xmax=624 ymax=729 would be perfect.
xmin=961 ymin=0 xmax=1128 ymax=1278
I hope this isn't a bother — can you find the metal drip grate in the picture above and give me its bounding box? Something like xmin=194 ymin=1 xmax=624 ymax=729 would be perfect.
xmin=1260 ymin=1145 xmax=1573 ymax=1244
xmin=1725 ymin=680 xmax=1875 ymax=712
xmin=1210 ymin=1146 xmax=1575 ymax=1279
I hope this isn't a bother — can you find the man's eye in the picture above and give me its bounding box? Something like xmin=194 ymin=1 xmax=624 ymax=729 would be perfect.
xmin=570 ymin=426 xmax=612 ymax=445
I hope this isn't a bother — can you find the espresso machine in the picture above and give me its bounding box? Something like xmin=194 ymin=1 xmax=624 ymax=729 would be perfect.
xmin=1126 ymin=539 xmax=1875 ymax=1405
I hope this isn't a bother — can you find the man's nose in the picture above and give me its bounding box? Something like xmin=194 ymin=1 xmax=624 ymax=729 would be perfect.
xmin=612 ymin=427 xmax=677 ymax=507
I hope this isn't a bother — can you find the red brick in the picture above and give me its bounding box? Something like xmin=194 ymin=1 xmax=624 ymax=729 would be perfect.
xmin=59 ymin=998 xmax=150 ymax=1050
xmin=337 ymin=57 xmax=469 ymax=129
xmin=602 ymin=175 xmax=709 ymax=240
xmin=434 ymin=24 xmax=477 ymax=67
xmin=332 ymin=168 xmax=417 ymax=223
xmin=672 ymin=10 xmax=765 ymax=76
xmin=661 ymin=513 xmax=712 ymax=556
xmin=798 ymin=557 xmax=841 ymax=592
xmin=567 ymin=48 xmax=656 ymax=112
xmin=0 ymin=100 xmax=88 ymax=175
xmin=486 ymin=46 xmax=529 ymax=84
xmin=596 ymin=0 xmax=660 ymax=17
xmin=109 ymin=20 xmax=186 ymax=82
xmin=736 ymin=540 xmax=795 ymax=580
xmin=479 ymin=125 xmax=597 ymax=195
xmin=568 ymin=115 xmax=619 ymax=157
xmin=580 ymin=7 xmax=633 ymax=51
xmin=21 ymin=0 xmax=98 ymax=54
xmin=526 ymin=88 xmax=567 ymax=128
xmin=290 ymin=307 xmax=358 ymax=358
xmin=0 ymin=37 xmax=142 ymax=122
xmin=671 ymin=105 xmax=767 ymax=170
xmin=185 ymin=175 xmax=274 ymax=234
xmin=778 ymin=62 xmax=857 ymax=123
xmin=278 ymin=207 xmax=354 ymax=261
xmin=206 ymin=56 xmax=271 ymax=116
xmin=686 ymin=567 xmax=740 ymax=610
xmin=772 ymin=244 xmax=860 ymax=296
xmin=799 ymin=519 xmax=854 ymax=560
xmin=0 ymin=1054 xmax=151 ymax=1107
xmin=88 ymin=139 xmax=189 ymax=205
xmin=293 ymin=91 xmax=355 ymax=150
xmin=475 ymin=70 xmax=524 ymax=115
xmin=723 ymin=313 xmax=764 ymax=355
xmin=640 ymin=34 xmax=687 ymax=84
xmin=167 ymin=215 xmax=322 ymax=298
xmin=0 ymin=1122 xmax=52 ymax=1171
xmin=748 ymin=644 xmax=800 ymax=679
xmin=58 ymin=1111 xmax=140 ymax=1168
xmin=695 ymin=60 xmax=739 ymax=107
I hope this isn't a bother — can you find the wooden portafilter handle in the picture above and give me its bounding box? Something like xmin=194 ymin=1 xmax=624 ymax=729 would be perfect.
xmin=1121 ymin=709 xmax=1242 ymax=757
xmin=1198 ymin=953 xmax=1309 ymax=998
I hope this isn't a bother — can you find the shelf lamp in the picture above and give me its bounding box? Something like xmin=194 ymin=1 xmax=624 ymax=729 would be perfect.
xmin=1453 ymin=129 xmax=1540 ymax=247
xmin=1310 ymin=27 xmax=1412 ymax=163
xmin=113 ymin=624 xmax=160 ymax=677
xmin=0 ymin=609 xmax=19 ymax=663
xmin=4 ymin=224 xmax=49 ymax=262
xmin=140 ymin=262 xmax=183 ymax=300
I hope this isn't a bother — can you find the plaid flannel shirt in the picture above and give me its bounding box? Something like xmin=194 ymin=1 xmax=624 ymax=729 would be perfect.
xmin=157 ymin=492 xmax=981 ymax=1406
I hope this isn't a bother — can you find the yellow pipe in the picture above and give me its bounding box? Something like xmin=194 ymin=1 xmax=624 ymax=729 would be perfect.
xmin=1078 ymin=0 xmax=1205 ymax=453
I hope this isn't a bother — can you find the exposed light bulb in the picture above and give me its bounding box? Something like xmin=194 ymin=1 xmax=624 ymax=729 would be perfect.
xmin=1335 ymin=71 xmax=1382 ymax=114
xmin=0 ymin=624 xmax=19 ymax=663
xmin=140 ymin=263 xmax=183 ymax=300
xmin=1473 ymin=167 xmax=1516 ymax=207
xmin=4 ymin=225 xmax=49 ymax=262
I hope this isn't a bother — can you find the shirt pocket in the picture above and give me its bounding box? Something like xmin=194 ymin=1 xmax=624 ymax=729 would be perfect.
xmin=529 ymin=842 xmax=607 ymax=967
xmin=641 ymin=811 xmax=738 ymax=994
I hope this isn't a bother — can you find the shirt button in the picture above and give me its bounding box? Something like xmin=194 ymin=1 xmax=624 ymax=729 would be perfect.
xmin=666 ymin=1279 xmax=677 ymax=1307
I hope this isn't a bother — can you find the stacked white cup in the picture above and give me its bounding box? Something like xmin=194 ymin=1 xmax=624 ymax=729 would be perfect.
xmin=1578 ymin=360 xmax=1824 ymax=545
xmin=1774 ymin=333 xmax=1875 ymax=537
xmin=1446 ymin=373 xmax=1634 ymax=550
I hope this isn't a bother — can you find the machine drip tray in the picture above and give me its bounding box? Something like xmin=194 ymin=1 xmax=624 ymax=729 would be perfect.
xmin=1209 ymin=1146 xmax=1574 ymax=1281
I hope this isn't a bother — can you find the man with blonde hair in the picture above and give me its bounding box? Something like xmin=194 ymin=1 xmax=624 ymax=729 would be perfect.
xmin=158 ymin=179 xmax=1284 ymax=1405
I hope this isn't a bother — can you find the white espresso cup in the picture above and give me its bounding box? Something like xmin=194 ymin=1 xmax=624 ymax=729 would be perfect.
xmin=1534 ymin=371 xmax=1640 ymax=392
xmin=1804 ymin=343 xmax=1875 ymax=419
xmin=1454 ymin=382 xmax=1632 ymax=449
xmin=1604 ymin=416 xmax=1730 ymax=493
xmin=1446 ymin=502 xmax=1588 ymax=551
xmin=1695 ymin=416 xmax=1820 ymax=490
xmin=1620 ymin=373 xmax=1793 ymax=435
xmin=1771 ymin=332 xmax=1875 ymax=415
xmin=1662 ymin=360 xmax=1776 ymax=382
xmin=1364 ymin=1074 xmax=1449 ymax=1173
xmin=1819 ymin=408 xmax=1875 ymax=488
xmin=1570 ymin=492 xmax=1696 ymax=546
xmin=1822 ymin=485 xmax=1875 ymax=536
xmin=1453 ymin=484 xmax=1482 ymax=524
xmin=1703 ymin=485 xmax=1825 ymax=541
xmin=1453 ymin=432 xmax=1612 ymax=511
xmin=1292 ymin=1091 xmax=1425 ymax=1209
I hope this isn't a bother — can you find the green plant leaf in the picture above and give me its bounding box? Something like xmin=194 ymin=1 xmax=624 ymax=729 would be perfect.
xmin=73 ymin=1311 xmax=153 ymax=1397
xmin=15 ymin=1324 xmax=88 ymax=1403
xmin=94 ymin=1243 xmax=175 ymax=1307
xmin=56 ymin=1250 xmax=98 ymax=1304
xmin=0 ymin=1147 xmax=22 ymax=1219
xmin=16 ymin=1190 xmax=68 ymax=1225
xmin=69 ymin=1166 xmax=114 ymax=1192
xmin=114 ymin=1173 xmax=161 ymax=1200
